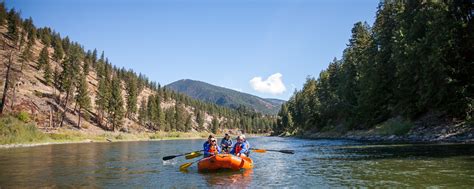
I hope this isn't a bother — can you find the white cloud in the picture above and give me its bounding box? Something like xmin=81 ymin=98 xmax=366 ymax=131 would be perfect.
xmin=249 ymin=73 xmax=286 ymax=95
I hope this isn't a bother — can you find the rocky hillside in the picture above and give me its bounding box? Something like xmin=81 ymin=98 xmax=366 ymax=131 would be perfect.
xmin=166 ymin=79 xmax=285 ymax=115
xmin=0 ymin=5 xmax=275 ymax=135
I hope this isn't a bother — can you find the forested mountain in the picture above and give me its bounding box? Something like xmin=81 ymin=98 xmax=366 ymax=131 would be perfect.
xmin=166 ymin=79 xmax=284 ymax=114
xmin=0 ymin=3 xmax=275 ymax=134
xmin=275 ymin=1 xmax=473 ymax=135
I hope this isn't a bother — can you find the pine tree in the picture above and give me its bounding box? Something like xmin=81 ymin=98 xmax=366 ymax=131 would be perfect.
xmin=52 ymin=38 xmax=64 ymax=62
xmin=38 ymin=27 xmax=52 ymax=47
xmin=6 ymin=9 xmax=19 ymax=42
xmin=38 ymin=47 xmax=49 ymax=70
xmin=75 ymin=74 xmax=91 ymax=128
xmin=62 ymin=36 xmax=71 ymax=56
xmin=211 ymin=116 xmax=219 ymax=134
xmin=147 ymin=95 xmax=157 ymax=128
xmin=369 ymin=1 xmax=398 ymax=123
xmin=347 ymin=22 xmax=377 ymax=127
xmin=393 ymin=1 xmax=424 ymax=118
xmin=83 ymin=57 xmax=90 ymax=76
xmin=23 ymin=17 xmax=36 ymax=44
xmin=0 ymin=52 xmax=14 ymax=115
xmin=20 ymin=43 xmax=33 ymax=66
xmin=108 ymin=76 xmax=125 ymax=131
xmin=125 ymin=76 xmax=138 ymax=119
xmin=184 ymin=115 xmax=192 ymax=132
xmin=337 ymin=23 xmax=368 ymax=128
xmin=276 ymin=104 xmax=293 ymax=134
xmin=58 ymin=47 xmax=81 ymax=127
xmin=0 ymin=2 xmax=6 ymax=26
xmin=96 ymin=76 xmax=110 ymax=127
xmin=138 ymin=98 xmax=147 ymax=126
xmin=196 ymin=110 xmax=205 ymax=131
xmin=43 ymin=61 xmax=52 ymax=86
xmin=174 ymin=102 xmax=186 ymax=131
xmin=53 ymin=66 xmax=61 ymax=92
xmin=92 ymin=49 xmax=98 ymax=66
xmin=155 ymin=95 xmax=165 ymax=130
xmin=164 ymin=108 xmax=175 ymax=132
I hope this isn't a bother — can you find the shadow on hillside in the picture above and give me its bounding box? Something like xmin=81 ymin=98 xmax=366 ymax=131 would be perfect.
xmin=34 ymin=76 xmax=50 ymax=87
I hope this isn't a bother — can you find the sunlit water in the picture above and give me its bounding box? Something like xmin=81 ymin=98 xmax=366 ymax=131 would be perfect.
xmin=1 ymin=137 xmax=473 ymax=188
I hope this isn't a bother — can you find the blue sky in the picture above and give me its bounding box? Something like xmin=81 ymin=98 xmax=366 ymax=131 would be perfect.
xmin=6 ymin=0 xmax=377 ymax=100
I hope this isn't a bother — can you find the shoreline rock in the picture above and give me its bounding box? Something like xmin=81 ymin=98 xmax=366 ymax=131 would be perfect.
xmin=287 ymin=113 xmax=474 ymax=144
xmin=299 ymin=125 xmax=474 ymax=144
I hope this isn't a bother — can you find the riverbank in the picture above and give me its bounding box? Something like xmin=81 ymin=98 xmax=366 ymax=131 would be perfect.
xmin=0 ymin=116 xmax=268 ymax=148
xmin=1 ymin=132 xmax=269 ymax=149
xmin=0 ymin=129 xmax=213 ymax=149
xmin=299 ymin=115 xmax=474 ymax=143
xmin=0 ymin=115 xmax=201 ymax=148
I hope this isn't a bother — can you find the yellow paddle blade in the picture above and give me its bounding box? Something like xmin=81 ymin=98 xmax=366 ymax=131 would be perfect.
xmin=185 ymin=152 xmax=202 ymax=159
xmin=179 ymin=162 xmax=193 ymax=171
xmin=252 ymin=149 xmax=267 ymax=153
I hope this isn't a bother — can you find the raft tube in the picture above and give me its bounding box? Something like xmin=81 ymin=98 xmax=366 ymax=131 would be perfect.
xmin=198 ymin=154 xmax=253 ymax=171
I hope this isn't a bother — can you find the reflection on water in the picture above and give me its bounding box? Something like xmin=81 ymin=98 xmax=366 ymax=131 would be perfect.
xmin=201 ymin=169 xmax=253 ymax=187
xmin=0 ymin=138 xmax=473 ymax=188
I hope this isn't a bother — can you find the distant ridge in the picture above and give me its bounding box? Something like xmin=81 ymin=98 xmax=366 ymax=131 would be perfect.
xmin=166 ymin=79 xmax=285 ymax=114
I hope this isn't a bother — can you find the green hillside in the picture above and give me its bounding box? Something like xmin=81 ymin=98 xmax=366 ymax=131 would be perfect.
xmin=166 ymin=79 xmax=284 ymax=114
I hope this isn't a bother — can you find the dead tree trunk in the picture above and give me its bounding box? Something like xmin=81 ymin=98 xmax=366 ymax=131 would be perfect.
xmin=0 ymin=53 xmax=14 ymax=115
xmin=77 ymin=106 xmax=82 ymax=129
xmin=10 ymin=54 xmax=28 ymax=110
xmin=49 ymin=105 xmax=53 ymax=128
xmin=59 ymin=90 xmax=71 ymax=128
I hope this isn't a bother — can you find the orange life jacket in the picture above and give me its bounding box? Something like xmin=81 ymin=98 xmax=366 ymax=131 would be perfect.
xmin=235 ymin=143 xmax=242 ymax=154
xmin=208 ymin=144 xmax=217 ymax=154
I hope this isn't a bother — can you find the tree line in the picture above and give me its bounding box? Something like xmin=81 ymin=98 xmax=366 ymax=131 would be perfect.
xmin=0 ymin=3 xmax=275 ymax=133
xmin=275 ymin=1 xmax=473 ymax=134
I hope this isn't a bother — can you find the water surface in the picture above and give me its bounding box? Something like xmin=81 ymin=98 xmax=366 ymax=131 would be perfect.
xmin=1 ymin=137 xmax=473 ymax=188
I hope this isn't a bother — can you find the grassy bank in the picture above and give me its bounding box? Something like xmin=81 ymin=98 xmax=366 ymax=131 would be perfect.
xmin=0 ymin=116 xmax=51 ymax=144
xmin=0 ymin=116 xmax=213 ymax=147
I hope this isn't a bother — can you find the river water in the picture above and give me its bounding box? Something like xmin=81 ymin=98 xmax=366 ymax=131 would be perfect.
xmin=0 ymin=137 xmax=473 ymax=188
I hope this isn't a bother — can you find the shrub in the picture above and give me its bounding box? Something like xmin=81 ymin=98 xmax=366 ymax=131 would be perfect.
xmin=375 ymin=118 xmax=413 ymax=136
xmin=33 ymin=90 xmax=44 ymax=97
xmin=0 ymin=116 xmax=50 ymax=144
xmin=115 ymin=134 xmax=124 ymax=140
xmin=48 ymin=130 xmax=87 ymax=141
xmin=16 ymin=111 xmax=30 ymax=123
xmin=81 ymin=123 xmax=89 ymax=129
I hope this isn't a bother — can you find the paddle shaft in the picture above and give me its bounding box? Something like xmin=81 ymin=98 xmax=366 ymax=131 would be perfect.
xmin=180 ymin=157 xmax=205 ymax=170
xmin=163 ymin=150 xmax=203 ymax=161
xmin=250 ymin=148 xmax=294 ymax=154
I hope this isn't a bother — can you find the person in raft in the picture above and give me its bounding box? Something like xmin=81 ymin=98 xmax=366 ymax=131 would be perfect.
xmin=203 ymin=135 xmax=221 ymax=157
xmin=230 ymin=135 xmax=250 ymax=157
xmin=220 ymin=133 xmax=233 ymax=153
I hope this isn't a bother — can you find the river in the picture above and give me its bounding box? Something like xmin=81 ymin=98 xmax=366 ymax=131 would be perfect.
xmin=0 ymin=137 xmax=473 ymax=188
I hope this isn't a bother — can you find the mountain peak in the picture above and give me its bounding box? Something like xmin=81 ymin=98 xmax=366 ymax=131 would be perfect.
xmin=166 ymin=79 xmax=284 ymax=114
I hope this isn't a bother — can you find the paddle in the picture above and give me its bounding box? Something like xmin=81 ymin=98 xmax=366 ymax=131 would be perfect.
xmin=185 ymin=151 xmax=202 ymax=159
xmin=179 ymin=157 xmax=203 ymax=171
xmin=162 ymin=150 xmax=203 ymax=161
xmin=251 ymin=148 xmax=295 ymax=154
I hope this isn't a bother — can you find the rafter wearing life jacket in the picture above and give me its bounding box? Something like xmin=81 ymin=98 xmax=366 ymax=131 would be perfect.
xmin=203 ymin=136 xmax=222 ymax=157
xmin=230 ymin=135 xmax=250 ymax=157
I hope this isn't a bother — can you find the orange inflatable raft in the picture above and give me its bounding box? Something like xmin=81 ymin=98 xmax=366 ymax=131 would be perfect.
xmin=198 ymin=154 xmax=253 ymax=171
